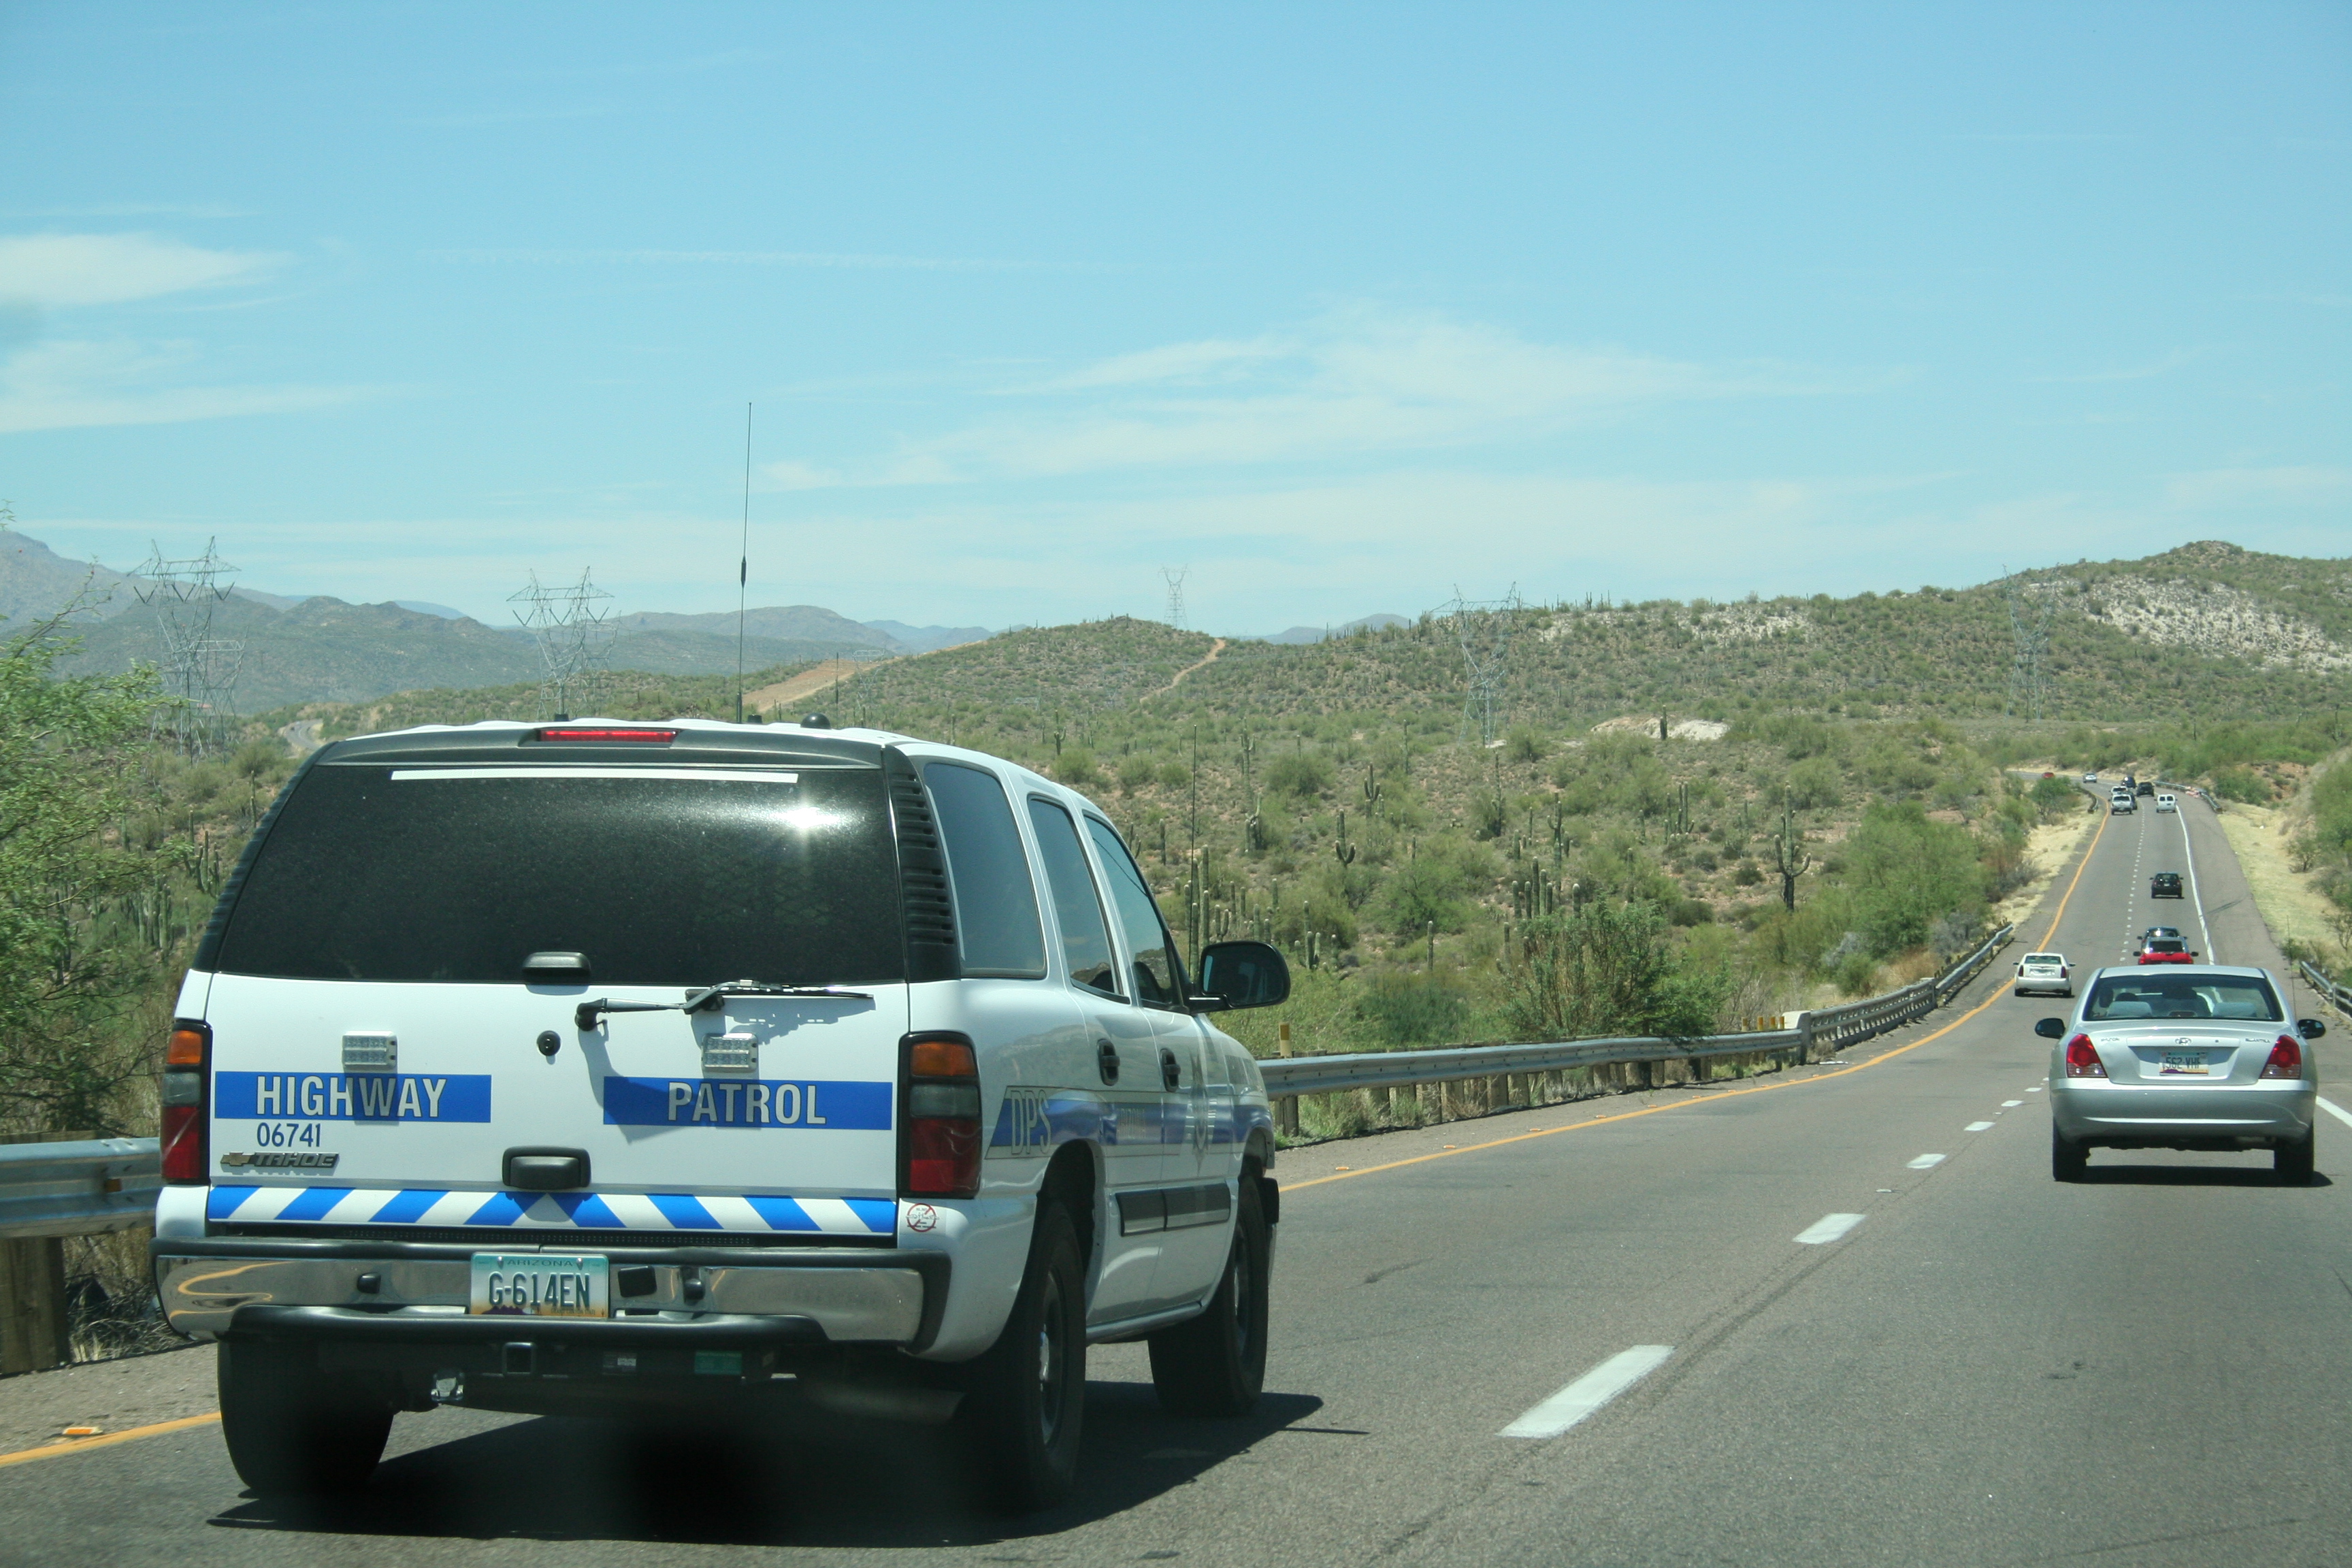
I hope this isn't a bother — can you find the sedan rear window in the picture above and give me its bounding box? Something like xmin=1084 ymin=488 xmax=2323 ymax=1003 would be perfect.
xmin=210 ymin=764 xmax=904 ymax=985
xmin=2083 ymin=974 xmax=2283 ymax=1022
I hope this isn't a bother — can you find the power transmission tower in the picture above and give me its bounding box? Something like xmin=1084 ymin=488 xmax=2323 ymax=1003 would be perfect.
xmin=509 ymin=569 xmax=616 ymax=719
xmin=1160 ymin=566 xmax=1189 ymax=631
xmin=133 ymin=539 xmax=243 ymax=755
xmin=1443 ymin=585 xmax=1522 ymax=745
xmin=2004 ymin=568 xmax=2055 ymax=722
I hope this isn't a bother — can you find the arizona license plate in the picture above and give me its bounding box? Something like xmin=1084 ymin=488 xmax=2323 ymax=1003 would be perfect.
xmin=469 ymin=1253 xmax=610 ymax=1318
xmin=2157 ymin=1051 xmax=2210 ymax=1076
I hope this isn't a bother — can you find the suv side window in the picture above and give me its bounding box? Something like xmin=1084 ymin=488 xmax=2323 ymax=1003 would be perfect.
xmin=923 ymin=762 xmax=1047 ymax=979
xmin=1026 ymin=798 xmax=1122 ymax=998
xmin=1084 ymin=816 xmax=1186 ymax=1009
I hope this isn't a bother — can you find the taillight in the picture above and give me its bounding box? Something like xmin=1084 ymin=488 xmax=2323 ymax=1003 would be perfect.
xmin=2262 ymin=1035 xmax=2304 ymax=1080
xmin=159 ymin=1020 xmax=211 ymax=1184
xmin=532 ymin=727 xmax=677 ymax=744
xmin=2064 ymin=1033 xmax=2106 ymax=1078
xmin=900 ymin=1031 xmax=981 ymax=1199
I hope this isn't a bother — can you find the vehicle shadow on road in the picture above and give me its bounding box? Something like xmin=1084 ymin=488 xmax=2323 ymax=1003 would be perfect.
xmin=204 ymin=1378 xmax=1324 ymax=1548
xmin=2078 ymin=1164 xmax=2334 ymax=1188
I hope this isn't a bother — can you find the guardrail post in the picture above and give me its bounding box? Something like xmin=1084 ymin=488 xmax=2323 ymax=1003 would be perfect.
xmin=0 ymin=1237 xmax=71 ymax=1375
xmin=0 ymin=1130 xmax=88 ymax=1375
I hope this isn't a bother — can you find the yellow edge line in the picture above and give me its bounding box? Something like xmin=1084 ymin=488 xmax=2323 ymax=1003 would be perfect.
xmin=1287 ymin=807 xmax=2111 ymax=1195
xmin=0 ymin=1411 xmax=219 ymax=1469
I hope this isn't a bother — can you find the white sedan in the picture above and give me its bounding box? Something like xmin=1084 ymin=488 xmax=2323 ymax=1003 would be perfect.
xmin=2015 ymin=951 xmax=2074 ymax=996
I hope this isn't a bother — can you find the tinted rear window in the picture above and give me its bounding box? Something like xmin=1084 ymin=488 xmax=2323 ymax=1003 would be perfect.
xmin=2083 ymin=974 xmax=2283 ymax=1022
xmin=212 ymin=764 xmax=904 ymax=985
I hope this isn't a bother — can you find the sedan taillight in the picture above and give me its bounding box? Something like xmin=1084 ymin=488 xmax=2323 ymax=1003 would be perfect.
xmin=159 ymin=1021 xmax=211 ymax=1184
xmin=2261 ymin=1035 xmax=2304 ymax=1081
xmin=900 ymin=1032 xmax=981 ymax=1199
xmin=2064 ymin=1034 xmax=2106 ymax=1079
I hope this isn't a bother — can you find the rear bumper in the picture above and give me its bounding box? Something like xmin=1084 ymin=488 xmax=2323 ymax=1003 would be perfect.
xmin=2051 ymin=1083 xmax=2317 ymax=1147
xmin=152 ymin=1237 xmax=947 ymax=1350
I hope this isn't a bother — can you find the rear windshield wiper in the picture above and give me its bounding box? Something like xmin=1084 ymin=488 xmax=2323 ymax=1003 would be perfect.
xmin=575 ymin=981 xmax=873 ymax=1031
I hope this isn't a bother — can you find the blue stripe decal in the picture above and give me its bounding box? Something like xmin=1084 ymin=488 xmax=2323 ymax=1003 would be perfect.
xmin=649 ymin=1193 xmax=722 ymax=1230
xmin=207 ymin=1185 xmax=260 ymax=1220
xmin=745 ymin=1194 xmax=815 ymax=1231
xmin=845 ymin=1198 xmax=897 ymax=1232
xmin=463 ymin=1192 xmax=535 ymax=1227
xmin=370 ymin=1188 xmax=446 ymax=1225
xmin=275 ymin=1186 xmax=355 ymax=1222
xmin=555 ymin=1192 xmax=623 ymax=1228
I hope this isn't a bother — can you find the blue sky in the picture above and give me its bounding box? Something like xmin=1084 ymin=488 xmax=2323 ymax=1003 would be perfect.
xmin=1 ymin=3 xmax=2345 ymax=632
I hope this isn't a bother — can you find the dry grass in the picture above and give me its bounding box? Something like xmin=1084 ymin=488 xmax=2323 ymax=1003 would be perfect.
xmin=2215 ymin=800 xmax=2344 ymax=960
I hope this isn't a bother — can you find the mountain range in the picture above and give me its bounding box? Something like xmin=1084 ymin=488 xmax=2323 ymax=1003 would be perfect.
xmin=1 ymin=528 xmax=992 ymax=710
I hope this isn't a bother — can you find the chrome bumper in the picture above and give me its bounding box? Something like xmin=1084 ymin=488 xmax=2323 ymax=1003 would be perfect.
xmin=154 ymin=1239 xmax=942 ymax=1348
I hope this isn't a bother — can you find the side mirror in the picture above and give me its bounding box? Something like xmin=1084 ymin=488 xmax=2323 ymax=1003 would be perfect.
xmin=2034 ymin=1017 xmax=2068 ymax=1039
xmin=1193 ymin=940 xmax=1291 ymax=1012
xmin=2299 ymin=1017 xmax=2328 ymax=1040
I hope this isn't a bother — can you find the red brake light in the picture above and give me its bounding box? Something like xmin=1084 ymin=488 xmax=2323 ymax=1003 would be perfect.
xmin=159 ymin=1020 xmax=211 ymax=1184
xmin=900 ymin=1032 xmax=981 ymax=1200
xmin=2262 ymin=1035 xmax=2304 ymax=1080
xmin=533 ymin=728 xmax=678 ymax=744
xmin=2064 ymin=1034 xmax=2106 ymax=1078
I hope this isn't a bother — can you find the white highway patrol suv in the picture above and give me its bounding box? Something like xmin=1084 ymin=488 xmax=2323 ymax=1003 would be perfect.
xmin=152 ymin=719 xmax=1290 ymax=1509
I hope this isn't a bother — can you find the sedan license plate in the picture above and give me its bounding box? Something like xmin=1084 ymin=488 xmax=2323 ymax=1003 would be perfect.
xmin=469 ymin=1253 xmax=610 ymax=1318
xmin=2158 ymin=1051 xmax=2210 ymax=1076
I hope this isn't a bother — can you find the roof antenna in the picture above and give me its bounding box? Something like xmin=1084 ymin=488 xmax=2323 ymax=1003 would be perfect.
xmin=736 ymin=402 xmax=751 ymax=723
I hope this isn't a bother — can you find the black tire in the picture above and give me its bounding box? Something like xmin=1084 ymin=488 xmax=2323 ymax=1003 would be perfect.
xmin=2276 ymin=1126 xmax=2317 ymax=1185
xmin=218 ymin=1336 xmax=394 ymax=1496
xmin=2051 ymin=1127 xmax=2089 ymax=1183
xmin=1148 ymin=1170 xmax=1271 ymax=1417
xmin=956 ymin=1199 xmax=1087 ymax=1513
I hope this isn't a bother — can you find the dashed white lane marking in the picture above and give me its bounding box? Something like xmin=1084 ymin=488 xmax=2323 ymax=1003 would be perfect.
xmin=2026 ymin=1086 xmax=2044 ymax=1093
xmin=2002 ymin=1100 xmax=2023 ymax=1107
xmin=2317 ymin=1097 xmax=2352 ymax=1130
xmin=1501 ymin=1345 xmax=1674 ymax=1439
xmin=1795 ymin=1213 xmax=1866 ymax=1245
xmin=1907 ymin=1154 xmax=1947 ymax=1169
xmin=1965 ymin=1121 xmax=1995 ymax=1132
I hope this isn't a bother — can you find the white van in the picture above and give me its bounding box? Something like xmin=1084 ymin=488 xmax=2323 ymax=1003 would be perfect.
xmin=152 ymin=719 xmax=1288 ymax=1509
xmin=2155 ymin=792 xmax=2177 ymax=813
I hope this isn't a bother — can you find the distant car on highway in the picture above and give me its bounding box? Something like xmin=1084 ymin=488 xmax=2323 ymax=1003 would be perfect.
xmin=2155 ymin=792 xmax=2177 ymax=813
xmin=2140 ymin=926 xmax=2181 ymax=946
xmin=2109 ymin=793 xmax=2136 ymax=814
xmin=2082 ymin=772 xmax=2099 ymax=783
xmin=2014 ymin=952 xmax=2072 ymax=997
xmin=2150 ymin=871 xmax=2184 ymax=899
xmin=2041 ymin=966 xmax=2323 ymax=1181
xmin=2136 ymin=781 xmax=2155 ymax=798
xmin=2138 ymin=938 xmax=2198 ymax=964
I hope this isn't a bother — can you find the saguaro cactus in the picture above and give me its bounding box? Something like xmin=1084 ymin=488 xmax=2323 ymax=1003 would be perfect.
xmin=1771 ymin=800 xmax=1814 ymax=913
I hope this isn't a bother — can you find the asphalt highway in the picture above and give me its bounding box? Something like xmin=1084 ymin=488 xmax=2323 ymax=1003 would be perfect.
xmin=3 ymin=795 xmax=2345 ymax=1567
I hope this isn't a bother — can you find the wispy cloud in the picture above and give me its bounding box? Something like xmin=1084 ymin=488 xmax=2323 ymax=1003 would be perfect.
xmin=0 ymin=233 xmax=284 ymax=308
xmin=2164 ymin=465 xmax=2352 ymax=510
xmin=766 ymin=310 xmax=1860 ymax=490
xmin=423 ymin=248 xmax=1046 ymax=272
xmin=2031 ymin=348 xmax=2209 ymax=384
xmin=0 ymin=339 xmax=362 ymax=434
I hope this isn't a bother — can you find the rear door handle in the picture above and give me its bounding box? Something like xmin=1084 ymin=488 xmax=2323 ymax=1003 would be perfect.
xmin=1160 ymin=1047 xmax=1183 ymax=1092
xmin=1096 ymin=1039 xmax=1120 ymax=1086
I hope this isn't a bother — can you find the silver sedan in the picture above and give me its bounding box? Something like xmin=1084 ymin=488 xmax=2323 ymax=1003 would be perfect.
xmin=2040 ymin=966 xmax=2324 ymax=1182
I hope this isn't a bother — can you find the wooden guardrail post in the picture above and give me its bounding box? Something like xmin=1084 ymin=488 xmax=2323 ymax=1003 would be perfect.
xmin=1274 ymin=1023 xmax=1300 ymax=1139
xmin=0 ymin=1130 xmax=88 ymax=1375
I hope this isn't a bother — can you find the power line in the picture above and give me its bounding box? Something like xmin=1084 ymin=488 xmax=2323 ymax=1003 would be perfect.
xmin=509 ymin=569 xmax=615 ymax=719
xmin=1441 ymin=585 xmax=1522 ymax=746
xmin=1161 ymin=566 xmax=1189 ymax=631
xmin=132 ymin=538 xmax=242 ymax=755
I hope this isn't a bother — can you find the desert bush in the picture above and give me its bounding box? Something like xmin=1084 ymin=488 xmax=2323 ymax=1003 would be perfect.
xmin=1264 ymin=750 xmax=1335 ymax=798
xmin=1785 ymin=757 xmax=1842 ymax=810
xmin=2210 ymin=764 xmax=2269 ymax=804
xmin=1844 ymin=800 xmax=1984 ymax=957
xmin=1358 ymin=970 xmax=1471 ymax=1046
xmin=1054 ymin=747 xmax=1098 ymax=787
xmin=1505 ymin=899 xmax=1732 ymax=1040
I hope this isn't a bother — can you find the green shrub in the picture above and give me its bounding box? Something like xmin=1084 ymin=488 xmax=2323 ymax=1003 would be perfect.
xmin=1844 ymin=800 xmax=1983 ymax=956
xmin=1358 ymin=970 xmax=1470 ymax=1046
xmin=1785 ymin=757 xmax=1842 ymax=810
xmin=1054 ymin=747 xmax=1098 ymax=787
xmin=1264 ymin=750 xmax=1335 ymax=798
xmin=2210 ymin=765 xmax=2270 ymax=804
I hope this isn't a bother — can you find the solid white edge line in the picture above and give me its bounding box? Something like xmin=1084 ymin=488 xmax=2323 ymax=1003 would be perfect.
xmin=2317 ymin=1097 xmax=2352 ymax=1130
xmin=1794 ymin=1212 xmax=1865 ymax=1245
xmin=2177 ymin=800 xmax=2215 ymax=963
xmin=1500 ymin=1345 xmax=1674 ymax=1439
xmin=1906 ymin=1154 xmax=1946 ymax=1169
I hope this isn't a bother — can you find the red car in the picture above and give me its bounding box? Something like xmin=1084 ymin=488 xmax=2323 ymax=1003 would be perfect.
xmin=2137 ymin=938 xmax=2198 ymax=965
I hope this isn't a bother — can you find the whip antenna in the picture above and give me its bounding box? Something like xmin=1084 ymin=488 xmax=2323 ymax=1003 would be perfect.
xmin=736 ymin=402 xmax=751 ymax=722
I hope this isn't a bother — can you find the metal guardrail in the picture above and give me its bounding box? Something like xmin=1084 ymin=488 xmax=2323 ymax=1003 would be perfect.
xmin=1261 ymin=924 xmax=2015 ymax=1101
xmin=2300 ymin=961 xmax=2352 ymax=1021
xmin=0 ymin=1137 xmax=161 ymax=1241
